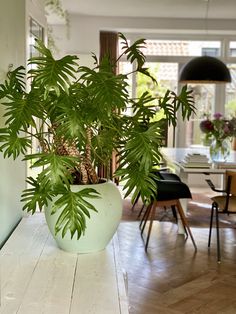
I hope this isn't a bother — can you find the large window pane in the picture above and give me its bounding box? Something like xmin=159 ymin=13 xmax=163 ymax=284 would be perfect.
xmin=117 ymin=37 xmax=232 ymax=148
xmin=29 ymin=18 xmax=44 ymax=59
xmin=118 ymin=39 xmax=131 ymax=55
xmin=185 ymin=84 xmax=215 ymax=146
xmin=118 ymin=62 xmax=133 ymax=115
xmin=225 ymin=64 xmax=236 ymax=117
xmin=118 ymin=62 xmax=132 ymax=96
xmin=136 ymin=62 xmax=178 ymax=97
xmin=229 ymin=42 xmax=236 ymax=57
xmin=139 ymin=40 xmax=221 ymax=57
xmin=136 ymin=62 xmax=178 ymax=146
xmin=28 ymin=18 xmax=45 ymax=156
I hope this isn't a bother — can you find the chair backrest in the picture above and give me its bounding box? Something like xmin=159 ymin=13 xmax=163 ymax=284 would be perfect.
xmin=226 ymin=170 xmax=236 ymax=196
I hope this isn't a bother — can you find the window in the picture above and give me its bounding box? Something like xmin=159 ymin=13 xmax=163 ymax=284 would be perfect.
xmin=230 ymin=49 xmax=236 ymax=57
xmin=28 ymin=18 xmax=45 ymax=156
xmin=225 ymin=64 xmax=236 ymax=117
xmin=138 ymin=40 xmax=221 ymax=57
xmin=185 ymin=84 xmax=215 ymax=146
xmin=118 ymin=36 xmax=233 ymax=147
xmin=136 ymin=62 xmax=177 ymax=97
xmin=29 ymin=18 xmax=44 ymax=59
xmin=202 ymin=47 xmax=220 ymax=57
xmin=118 ymin=61 xmax=133 ymax=115
xmin=229 ymin=42 xmax=236 ymax=57
xmin=118 ymin=38 xmax=131 ymax=55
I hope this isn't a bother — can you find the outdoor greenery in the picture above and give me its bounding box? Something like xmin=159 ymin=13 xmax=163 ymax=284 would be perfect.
xmin=225 ymin=99 xmax=236 ymax=117
xmin=0 ymin=33 xmax=195 ymax=240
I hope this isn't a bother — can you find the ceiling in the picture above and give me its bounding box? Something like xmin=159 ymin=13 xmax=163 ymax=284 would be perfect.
xmin=60 ymin=0 xmax=236 ymax=19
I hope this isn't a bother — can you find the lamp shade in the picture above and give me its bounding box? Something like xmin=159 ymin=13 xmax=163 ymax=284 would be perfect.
xmin=179 ymin=56 xmax=231 ymax=84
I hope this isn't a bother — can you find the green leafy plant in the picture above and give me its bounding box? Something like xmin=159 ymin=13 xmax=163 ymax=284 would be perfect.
xmin=0 ymin=34 xmax=195 ymax=239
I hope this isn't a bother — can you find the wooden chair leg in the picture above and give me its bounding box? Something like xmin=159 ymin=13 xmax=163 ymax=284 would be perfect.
xmin=145 ymin=202 xmax=156 ymax=251
xmin=208 ymin=203 xmax=215 ymax=247
xmin=176 ymin=200 xmax=197 ymax=251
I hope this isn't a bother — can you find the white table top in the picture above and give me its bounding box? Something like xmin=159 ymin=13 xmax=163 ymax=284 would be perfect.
xmin=161 ymin=147 xmax=236 ymax=174
xmin=0 ymin=214 xmax=129 ymax=314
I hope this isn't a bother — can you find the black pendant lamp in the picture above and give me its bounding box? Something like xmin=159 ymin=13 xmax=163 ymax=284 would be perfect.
xmin=179 ymin=55 xmax=231 ymax=84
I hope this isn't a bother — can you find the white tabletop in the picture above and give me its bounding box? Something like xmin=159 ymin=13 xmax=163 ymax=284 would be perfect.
xmin=0 ymin=214 xmax=129 ymax=314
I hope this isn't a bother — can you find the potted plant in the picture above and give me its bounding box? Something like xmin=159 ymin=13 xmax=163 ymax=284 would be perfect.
xmin=0 ymin=34 xmax=195 ymax=253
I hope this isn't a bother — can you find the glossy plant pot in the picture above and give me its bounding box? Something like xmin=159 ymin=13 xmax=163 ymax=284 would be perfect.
xmin=44 ymin=181 xmax=122 ymax=253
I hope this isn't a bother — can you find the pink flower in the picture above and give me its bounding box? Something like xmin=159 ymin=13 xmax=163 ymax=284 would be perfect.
xmin=213 ymin=112 xmax=223 ymax=120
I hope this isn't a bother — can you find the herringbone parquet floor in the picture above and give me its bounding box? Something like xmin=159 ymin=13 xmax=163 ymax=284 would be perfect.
xmin=117 ymin=192 xmax=236 ymax=314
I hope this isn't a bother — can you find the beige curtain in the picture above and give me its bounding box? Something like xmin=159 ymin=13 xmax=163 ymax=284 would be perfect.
xmin=98 ymin=31 xmax=119 ymax=182
xmin=99 ymin=31 xmax=118 ymax=72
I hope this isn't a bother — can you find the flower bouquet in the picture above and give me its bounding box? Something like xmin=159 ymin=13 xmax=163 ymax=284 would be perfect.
xmin=200 ymin=113 xmax=236 ymax=161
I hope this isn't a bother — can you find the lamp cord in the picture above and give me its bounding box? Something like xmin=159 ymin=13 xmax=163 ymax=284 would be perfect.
xmin=205 ymin=0 xmax=210 ymax=34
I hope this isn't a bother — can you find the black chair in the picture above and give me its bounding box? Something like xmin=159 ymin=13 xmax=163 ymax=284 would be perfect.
xmin=206 ymin=170 xmax=236 ymax=262
xmin=131 ymin=170 xmax=181 ymax=222
xmin=140 ymin=176 xmax=197 ymax=251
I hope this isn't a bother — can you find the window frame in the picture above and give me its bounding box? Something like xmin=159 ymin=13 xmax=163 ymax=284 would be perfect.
xmin=119 ymin=33 xmax=236 ymax=147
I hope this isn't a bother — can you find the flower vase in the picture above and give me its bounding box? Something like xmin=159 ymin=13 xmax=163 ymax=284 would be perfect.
xmin=210 ymin=138 xmax=231 ymax=162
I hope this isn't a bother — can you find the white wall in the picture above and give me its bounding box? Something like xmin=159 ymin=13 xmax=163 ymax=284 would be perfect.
xmin=51 ymin=16 xmax=100 ymax=62
xmin=51 ymin=14 xmax=236 ymax=58
xmin=0 ymin=0 xmax=26 ymax=77
xmin=0 ymin=0 xmax=26 ymax=247
xmin=0 ymin=0 xmax=46 ymax=247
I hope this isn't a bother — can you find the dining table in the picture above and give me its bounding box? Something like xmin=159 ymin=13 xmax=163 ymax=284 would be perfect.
xmin=161 ymin=146 xmax=236 ymax=233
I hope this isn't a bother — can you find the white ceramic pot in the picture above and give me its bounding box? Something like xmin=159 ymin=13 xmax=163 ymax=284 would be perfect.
xmin=44 ymin=181 xmax=122 ymax=253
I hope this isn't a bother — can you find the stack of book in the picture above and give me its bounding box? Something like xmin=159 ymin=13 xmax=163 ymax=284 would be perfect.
xmin=181 ymin=153 xmax=211 ymax=168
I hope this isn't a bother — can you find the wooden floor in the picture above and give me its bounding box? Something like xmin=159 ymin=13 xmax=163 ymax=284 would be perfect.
xmin=117 ymin=197 xmax=236 ymax=313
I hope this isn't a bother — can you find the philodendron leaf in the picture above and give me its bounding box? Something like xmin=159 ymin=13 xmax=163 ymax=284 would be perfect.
xmin=51 ymin=187 xmax=100 ymax=240
xmin=21 ymin=176 xmax=54 ymax=214
xmin=24 ymin=152 xmax=78 ymax=186
xmin=0 ymin=128 xmax=31 ymax=159
xmin=28 ymin=40 xmax=78 ymax=97
xmin=0 ymin=66 xmax=26 ymax=98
